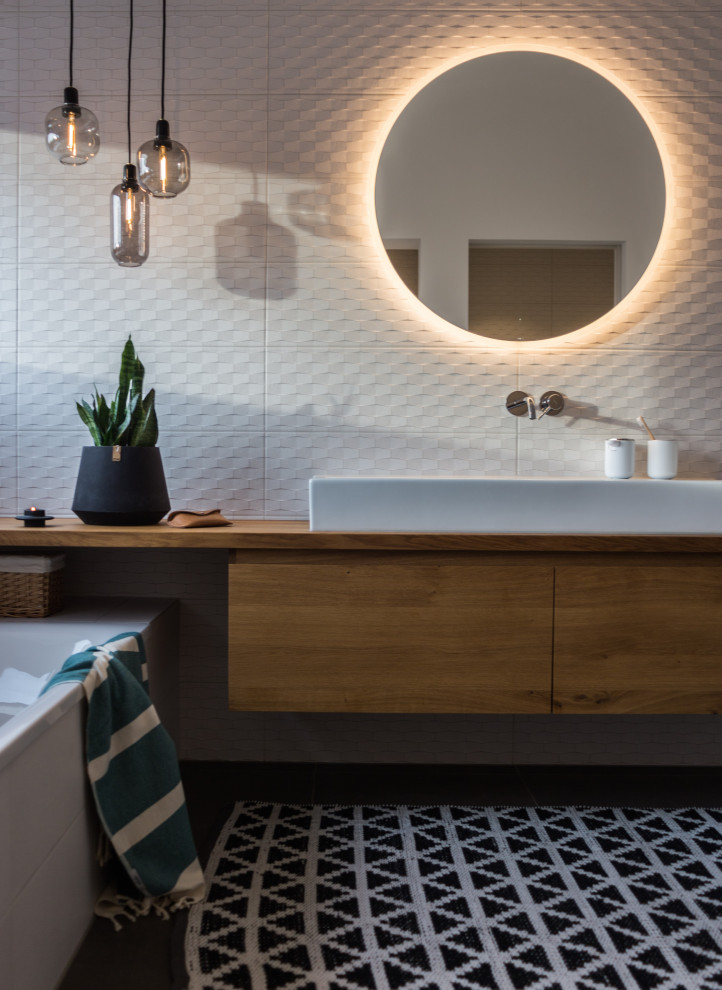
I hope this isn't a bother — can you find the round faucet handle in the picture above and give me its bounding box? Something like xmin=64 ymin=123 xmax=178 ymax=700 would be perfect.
xmin=539 ymin=390 xmax=565 ymax=416
xmin=506 ymin=390 xmax=533 ymax=416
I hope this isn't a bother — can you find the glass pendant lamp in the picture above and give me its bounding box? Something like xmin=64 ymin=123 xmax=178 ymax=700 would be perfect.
xmin=137 ymin=0 xmax=190 ymax=197
xmin=45 ymin=0 xmax=100 ymax=165
xmin=111 ymin=163 xmax=149 ymax=267
xmin=111 ymin=0 xmax=149 ymax=267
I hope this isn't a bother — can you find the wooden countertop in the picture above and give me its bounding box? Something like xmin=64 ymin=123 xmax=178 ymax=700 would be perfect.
xmin=2 ymin=517 xmax=722 ymax=552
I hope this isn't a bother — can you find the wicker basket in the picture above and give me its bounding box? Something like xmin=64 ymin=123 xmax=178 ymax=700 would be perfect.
xmin=0 ymin=553 xmax=65 ymax=618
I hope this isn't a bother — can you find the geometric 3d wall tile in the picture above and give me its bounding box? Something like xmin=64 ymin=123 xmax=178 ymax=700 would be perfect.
xmin=265 ymin=431 xmax=518 ymax=517
xmin=0 ymin=433 xmax=17 ymax=514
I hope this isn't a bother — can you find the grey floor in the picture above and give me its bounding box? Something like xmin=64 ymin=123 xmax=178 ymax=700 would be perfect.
xmin=58 ymin=761 xmax=722 ymax=990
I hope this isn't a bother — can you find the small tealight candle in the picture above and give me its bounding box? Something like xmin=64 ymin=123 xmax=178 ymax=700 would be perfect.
xmin=22 ymin=507 xmax=47 ymax=527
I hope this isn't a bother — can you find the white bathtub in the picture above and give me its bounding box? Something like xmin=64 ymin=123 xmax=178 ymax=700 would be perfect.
xmin=0 ymin=597 xmax=179 ymax=990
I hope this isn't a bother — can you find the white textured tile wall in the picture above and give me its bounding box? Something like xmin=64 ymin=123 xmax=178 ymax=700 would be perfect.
xmin=7 ymin=1 xmax=722 ymax=764
xmin=266 ymin=432 xmax=517 ymax=517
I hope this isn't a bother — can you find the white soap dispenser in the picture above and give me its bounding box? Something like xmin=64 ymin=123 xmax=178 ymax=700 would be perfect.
xmin=604 ymin=438 xmax=635 ymax=479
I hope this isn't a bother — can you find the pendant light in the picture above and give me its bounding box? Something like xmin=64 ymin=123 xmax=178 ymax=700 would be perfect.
xmin=44 ymin=0 xmax=100 ymax=165
xmin=136 ymin=0 xmax=190 ymax=198
xmin=111 ymin=0 xmax=149 ymax=267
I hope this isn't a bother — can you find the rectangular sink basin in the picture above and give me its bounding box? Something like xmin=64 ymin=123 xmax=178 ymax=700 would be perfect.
xmin=309 ymin=476 xmax=722 ymax=534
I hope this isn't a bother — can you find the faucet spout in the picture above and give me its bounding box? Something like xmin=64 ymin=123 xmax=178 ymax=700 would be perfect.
xmin=505 ymin=391 xmax=537 ymax=419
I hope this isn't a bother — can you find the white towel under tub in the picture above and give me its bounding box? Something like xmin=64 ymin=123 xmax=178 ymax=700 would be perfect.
xmin=0 ymin=639 xmax=93 ymax=711
xmin=0 ymin=667 xmax=52 ymax=706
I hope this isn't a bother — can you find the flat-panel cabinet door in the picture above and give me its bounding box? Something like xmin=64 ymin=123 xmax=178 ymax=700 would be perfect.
xmin=229 ymin=554 xmax=554 ymax=713
xmin=554 ymin=565 xmax=722 ymax=714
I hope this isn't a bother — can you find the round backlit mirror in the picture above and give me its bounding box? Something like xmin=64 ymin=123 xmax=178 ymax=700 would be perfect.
xmin=374 ymin=50 xmax=667 ymax=341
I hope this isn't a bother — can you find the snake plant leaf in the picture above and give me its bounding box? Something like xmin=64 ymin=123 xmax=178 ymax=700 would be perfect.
xmin=94 ymin=389 xmax=111 ymax=438
xmin=116 ymin=336 xmax=137 ymax=424
xmin=130 ymin=389 xmax=159 ymax=447
xmin=113 ymin=392 xmax=140 ymax=446
xmin=129 ymin=355 xmax=145 ymax=410
xmin=108 ymin=384 xmax=125 ymax=439
xmin=76 ymin=401 xmax=103 ymax=446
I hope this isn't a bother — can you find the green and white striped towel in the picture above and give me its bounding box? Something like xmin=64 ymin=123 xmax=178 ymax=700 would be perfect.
xmin=43 ymin=632 xmax=205 ymax=928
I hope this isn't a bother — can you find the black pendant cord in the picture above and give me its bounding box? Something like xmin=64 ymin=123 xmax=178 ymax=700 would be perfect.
xmin=68 ymin=0 xmax=74 ymax=87
xmin=160 ymin=0 xmax=166 ymax=121
xmin=127 ymin=0 xmax=134 ymax=162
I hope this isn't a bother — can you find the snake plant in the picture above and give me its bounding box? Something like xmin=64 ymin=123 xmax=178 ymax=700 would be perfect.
xmin=76 ymin=336 xmax=159 ymax=447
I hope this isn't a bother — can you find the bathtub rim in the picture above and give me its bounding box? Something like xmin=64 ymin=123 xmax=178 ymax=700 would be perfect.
xmin=0 ymin=596 xmax=178 ymax=775
xmin=0 ymin=682 xmax=84 ymax=775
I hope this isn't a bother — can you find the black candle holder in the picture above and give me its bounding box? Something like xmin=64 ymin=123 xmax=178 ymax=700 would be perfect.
xmin=15 ymin=508 xmax=54 ymax=528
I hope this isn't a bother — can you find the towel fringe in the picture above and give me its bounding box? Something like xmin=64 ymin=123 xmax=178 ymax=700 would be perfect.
xmin=94 ymin=884 xmax=205 ymax=930
xmin=94 ymin=887 xmax=152 ymax=931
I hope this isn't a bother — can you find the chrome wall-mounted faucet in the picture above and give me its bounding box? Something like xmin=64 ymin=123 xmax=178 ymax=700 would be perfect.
xmin=506 ymin=390 xmax=565 ymax=420
xmin=506 ymin=391 xmax=537 ymax=419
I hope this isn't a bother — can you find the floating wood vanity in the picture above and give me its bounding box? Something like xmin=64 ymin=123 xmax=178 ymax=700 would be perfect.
xmin=230 ymin=550 xmax=722 ymax=716
xmin=2 ymin=519 xmax=722 ymax=717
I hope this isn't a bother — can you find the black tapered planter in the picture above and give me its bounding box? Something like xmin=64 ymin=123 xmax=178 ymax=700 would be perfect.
xmin=72 ymin=446 xmax=170 ymax=525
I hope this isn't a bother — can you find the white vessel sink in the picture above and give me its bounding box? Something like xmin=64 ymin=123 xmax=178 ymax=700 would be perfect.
xmin=309 ymin=476 xmax=722 ymax=534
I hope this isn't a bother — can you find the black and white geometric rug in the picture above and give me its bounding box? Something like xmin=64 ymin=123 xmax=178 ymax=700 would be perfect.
xmin=183 ymin=802 xmax=722 ymax=990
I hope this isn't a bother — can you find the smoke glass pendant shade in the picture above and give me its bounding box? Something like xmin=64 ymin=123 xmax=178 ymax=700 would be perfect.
xmin=111 ymin=164 xmax=149 ymax=267
xmin=45 ymin=86 xmax=100 ymax=165
xmin=137 ymin=119 xmax=190 ymax=198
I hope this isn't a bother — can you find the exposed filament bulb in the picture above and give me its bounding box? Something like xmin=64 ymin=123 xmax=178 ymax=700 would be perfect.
xmin=124 ymin=189 xmax=134 ymax=230
xmin=136 ymin=119 xmax=190 ymax=198
xmin=66 ymin=112 xmax=77 ymax=158
xmin=110 ymin=163 xmax=149 ymax=267
xmin=44 ymin=87 xmax=100 ymax=166
xmin=158 ymin=146 xmax=167 ymax=193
